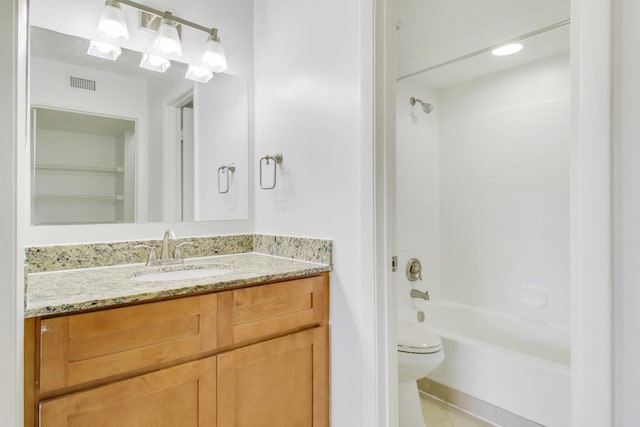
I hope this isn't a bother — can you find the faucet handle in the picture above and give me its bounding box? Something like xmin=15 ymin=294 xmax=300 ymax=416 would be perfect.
xmin=406 ymin=258 xmax=423 ymax=281
xmin=173 ymin=242 xmax=194 ymax=259
xmin=133 ymin=244 xmax=157 ymax=265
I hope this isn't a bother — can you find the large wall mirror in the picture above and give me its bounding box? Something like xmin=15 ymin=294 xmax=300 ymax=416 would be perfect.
xmin=28 ymin=0 xmax=250 ymax=226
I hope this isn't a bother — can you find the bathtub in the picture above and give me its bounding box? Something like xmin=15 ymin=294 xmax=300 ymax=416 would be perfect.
xmin=400 ymin=300 xmax=571 ymax=427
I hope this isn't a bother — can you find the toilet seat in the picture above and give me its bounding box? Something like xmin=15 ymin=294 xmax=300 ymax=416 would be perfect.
xmin=397 ymin=323 xmax=442 ymax=354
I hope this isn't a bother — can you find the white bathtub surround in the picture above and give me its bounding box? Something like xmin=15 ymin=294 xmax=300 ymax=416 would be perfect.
xmin=520 ymin=284 xmax=550 ymax=323
xmin=402 ymin=300 xmax=570 ymax=426
xmin=438 ymin=54 xmax=571 ymax=325
xmin=395 ymin=80 xmax=441 ymax=309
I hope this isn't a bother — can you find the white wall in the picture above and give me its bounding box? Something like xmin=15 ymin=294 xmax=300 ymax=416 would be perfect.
xmin=194 ymin=74 xmax=249 ymax=221
xmin=613 ymin=0 xmax=640 ymax=425
xmin=395 ymin=79 xmax=440 ymax=307
xmin=30 ymin=57 xmax=148 ymax=116
xmin=438 ymin=54 xmax=571 ymax=325
xmin=253 ymin=0 xmax=376 ymax=425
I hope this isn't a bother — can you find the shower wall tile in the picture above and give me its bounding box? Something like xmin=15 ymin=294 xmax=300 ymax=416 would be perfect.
xmin=437 ymin=54 xmax=571 ymax=325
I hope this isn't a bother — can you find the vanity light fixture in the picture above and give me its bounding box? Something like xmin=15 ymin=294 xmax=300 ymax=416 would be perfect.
xmin=201 ymin=30 xmax=227 ymax=73
xmin=185 ymin=64 xmax=214 ymax=83
xmin=139 ymin=53 xmax=171 ymax=73
xmin=87 ymin=40 xmax=122 ymax=61
xmin=152 ymin=14 xmax=183 ymax=58
xmin=91 ymin=0 xmax=228 ymax=82
xmin=491 ymin=43 xmax=523 ymax=56
xmin=97 ymin=0 xmax=129 ymax=42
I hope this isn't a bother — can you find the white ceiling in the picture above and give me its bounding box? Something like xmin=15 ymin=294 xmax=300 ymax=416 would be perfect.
xmin=396 ymin=0 xmax=570 ymax=87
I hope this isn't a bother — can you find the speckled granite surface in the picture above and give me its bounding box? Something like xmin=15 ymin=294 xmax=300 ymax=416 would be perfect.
xmin=25 ymin=234 xmax=333 ymax=273
xmin=25 ymin=234 xmax=254 ymax=273
xmin=253 ymin=234 xmax=332 ymax=265
xmin=25 ymin=253 xmax=331 ymax=318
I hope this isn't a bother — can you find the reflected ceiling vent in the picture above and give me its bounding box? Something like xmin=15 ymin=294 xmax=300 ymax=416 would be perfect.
xmin=69 ymin=76 xmax=97 ymax=92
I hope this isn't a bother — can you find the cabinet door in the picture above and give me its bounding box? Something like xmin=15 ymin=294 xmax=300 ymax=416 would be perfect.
xmin=39 ymin=357 xmax=216 ymax=427
xmin=217 ymin=326 xmax=328 ymax=427
xmin=40 ymin=293 xmax=217 ymax=394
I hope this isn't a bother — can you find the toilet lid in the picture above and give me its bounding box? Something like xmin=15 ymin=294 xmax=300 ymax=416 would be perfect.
xmin=397 ymin=323 xmax=442 ymax=354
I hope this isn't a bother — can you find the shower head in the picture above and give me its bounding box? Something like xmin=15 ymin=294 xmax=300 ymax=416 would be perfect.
xmin=410 ymin=97 xmax=434 ymax=114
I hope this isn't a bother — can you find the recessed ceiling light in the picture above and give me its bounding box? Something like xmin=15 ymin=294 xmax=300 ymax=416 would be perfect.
xmin=491 ymin=43 xmax=523 ymax=56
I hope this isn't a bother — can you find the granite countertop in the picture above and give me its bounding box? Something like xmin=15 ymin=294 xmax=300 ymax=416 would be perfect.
xmin=25 ymin=253 xmax=331 ymax=318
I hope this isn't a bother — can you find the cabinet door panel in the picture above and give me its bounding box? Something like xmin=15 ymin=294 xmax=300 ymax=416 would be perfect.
xmin=40 ymin=357 xmax=216 ymax=427
xmin=40 ymin=293 xmax=217 ymax=393
xmin=217 ymin=327 xmax=329 ymax=427
xmin=218 ymin=274 xmax=328 ymax=347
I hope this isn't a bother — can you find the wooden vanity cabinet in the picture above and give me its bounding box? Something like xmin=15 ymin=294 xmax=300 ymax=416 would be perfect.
xmin=25 ymin=273 xmax=329 ymax=427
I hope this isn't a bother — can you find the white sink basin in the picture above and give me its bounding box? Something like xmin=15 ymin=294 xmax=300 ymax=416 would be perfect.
xmin=131 ymin=268 xmax=233 ymax=282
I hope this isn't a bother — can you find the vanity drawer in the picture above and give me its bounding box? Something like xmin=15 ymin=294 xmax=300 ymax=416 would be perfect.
xmin=39 ymin=293 xmax=217 ymax=394
xmin=217 ymin=273 xmax=329 ymax=347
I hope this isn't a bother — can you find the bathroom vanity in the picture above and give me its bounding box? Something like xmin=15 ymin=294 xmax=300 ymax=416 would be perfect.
xmin=24 ymin=250 xmax=331 ymax=427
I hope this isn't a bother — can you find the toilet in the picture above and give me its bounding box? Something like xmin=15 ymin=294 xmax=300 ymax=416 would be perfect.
xmin=397 ymin=321 xmax=445 ymax=427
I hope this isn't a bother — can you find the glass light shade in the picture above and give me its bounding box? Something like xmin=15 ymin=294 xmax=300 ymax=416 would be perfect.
xmin=87 ymin=40 xmax=122 ymax=61
xmin=491 ymin=43 xmax=523 ymax=56
xmin=153 ymin=19 xmax=182 ymax=57
xmin=140 ymin=53 xmax=171 ymax=73
xmin=185 ymin=64 xmax=214 ymax=83
xmin=97 ymin=0 xmax=129 ymax=42
xmin=201 ymin=36 xmax=227 ymax=73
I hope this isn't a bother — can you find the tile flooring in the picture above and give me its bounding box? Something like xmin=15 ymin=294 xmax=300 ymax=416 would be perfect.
xmin=421 ymin=394 xmax=495 ymax=427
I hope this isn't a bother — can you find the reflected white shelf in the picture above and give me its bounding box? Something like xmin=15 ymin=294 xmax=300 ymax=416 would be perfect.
xmin=32 ymin=164 xmax=124 ymax=174
xmin=32 ymin=194 xmax=124 ymax=206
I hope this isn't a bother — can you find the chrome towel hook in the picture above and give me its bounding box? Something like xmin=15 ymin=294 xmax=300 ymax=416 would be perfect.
xmin=259 ymin=153 xmax=283 ymax=190
xmin=217 ymin=163 xmax=236 ymax=194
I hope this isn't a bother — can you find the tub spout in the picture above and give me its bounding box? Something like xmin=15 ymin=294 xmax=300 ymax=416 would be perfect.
xmin=410 ymin=288 xmax=430 ymax=300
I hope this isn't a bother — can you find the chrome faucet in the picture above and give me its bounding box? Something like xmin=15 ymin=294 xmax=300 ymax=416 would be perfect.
xmin=135 ymin=230 xmax=193 ymax=266
xmin=161 ymin=229 xmax=176 ymax=262
xmin=410 ymin=288 xmax=430 ymax=301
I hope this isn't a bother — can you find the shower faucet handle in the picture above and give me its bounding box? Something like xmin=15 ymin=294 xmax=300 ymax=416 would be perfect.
xmin=406 ymin=258 xmax=423 ymax=281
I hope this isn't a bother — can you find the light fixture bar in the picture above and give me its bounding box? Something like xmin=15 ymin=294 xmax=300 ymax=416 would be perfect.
xmin=116 ymin=0 xmax=218 ymax=36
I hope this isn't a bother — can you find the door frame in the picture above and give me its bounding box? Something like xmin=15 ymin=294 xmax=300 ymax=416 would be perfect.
xmin=372 ymin=0 xmax=613 ymax=425
xmin=162 ymin=91 xmax=193 ymax=222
